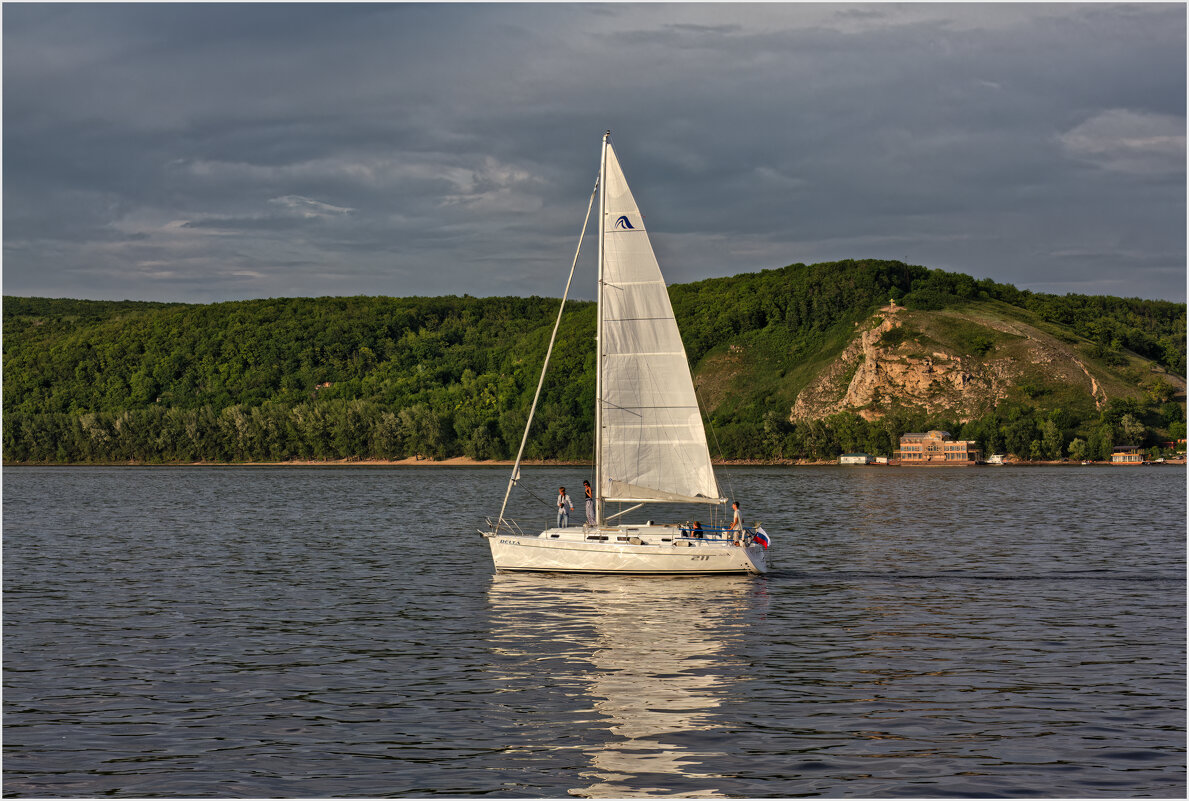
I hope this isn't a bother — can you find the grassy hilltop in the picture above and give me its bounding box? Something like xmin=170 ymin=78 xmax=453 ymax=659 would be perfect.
xmin=3 ymin=259 xmax=1185 ymax=464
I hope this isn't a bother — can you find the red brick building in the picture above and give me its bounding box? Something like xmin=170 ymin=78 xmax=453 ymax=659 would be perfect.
xmin=896 ymin=430 xmax=982 ymax=466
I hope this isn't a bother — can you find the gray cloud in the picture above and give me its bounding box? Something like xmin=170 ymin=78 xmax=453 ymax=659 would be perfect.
xmin=3 ymin=3 xmax=1184 ymax=303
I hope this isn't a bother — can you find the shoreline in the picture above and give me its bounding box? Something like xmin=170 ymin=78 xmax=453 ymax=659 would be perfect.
xmin=4 ymin=457 xmax=1182 ymax=468
xmin=1 ymin=456 xmax=828 ymax=468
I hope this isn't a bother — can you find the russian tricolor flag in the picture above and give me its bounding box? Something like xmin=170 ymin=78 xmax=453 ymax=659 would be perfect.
xmin=754 ymin=527 xmax=770 ymax=549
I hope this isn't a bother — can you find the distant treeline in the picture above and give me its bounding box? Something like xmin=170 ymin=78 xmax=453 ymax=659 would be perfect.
xmin=6 ymin=393 xmax=1180 ymax=465
xmin=4 ymin=259 xmax=1185 ymax=463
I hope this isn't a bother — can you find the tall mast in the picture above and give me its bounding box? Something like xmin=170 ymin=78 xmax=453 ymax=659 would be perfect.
xmin=595 ymin=130 xmax=609 ymax=526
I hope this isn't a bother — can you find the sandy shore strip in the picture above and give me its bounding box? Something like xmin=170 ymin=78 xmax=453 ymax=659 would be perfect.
xmin=5 ymin=456 xmax=834 ymax=468
xmin=6 ymin=457 xmax=1179 ymax=467
xmin=183 ymin=457 xmax=833 ymax=467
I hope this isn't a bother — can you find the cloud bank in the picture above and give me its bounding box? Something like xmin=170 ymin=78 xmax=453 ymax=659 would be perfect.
xmin=3 ymin=3 xmax=1185 ymax=302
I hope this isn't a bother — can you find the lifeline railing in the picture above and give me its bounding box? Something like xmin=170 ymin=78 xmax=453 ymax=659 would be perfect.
xmin=675 ymin=524 xmax=758 ymax=540
xmin=481 ymin=516 xmax=526 ymax=537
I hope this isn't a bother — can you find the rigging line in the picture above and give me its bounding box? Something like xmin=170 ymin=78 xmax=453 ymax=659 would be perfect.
xmin=494 ymin=172 xmax=600 ymax=534
xmin=516 ymin=479 xmax=562 ymax=511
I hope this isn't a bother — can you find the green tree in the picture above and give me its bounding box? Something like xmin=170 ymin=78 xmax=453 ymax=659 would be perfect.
xmin=1142 ymin=376 xmax=1177 ymax=405
xmin=1068 ymin=437 xmax=1087 ymax=461
xmin=1002 ymin=413 xmax=1038 ymax=458
xmin=1040 ymin=418 xmax=1063 ymax=460
xmin=1118 ymin=413 xmax=1147 ymax=445
xmin=399 ymin=402 xmax=443 ymax=459
xmin=462 ymin=425 xmax=498 ymax=461
xmin=761 ymin=410 xmax=791 ymax=458
xmin=374 ymin=411 xmax=404 ymax=459
xmin=1086 ymin=424 xmax=1114 ymax=461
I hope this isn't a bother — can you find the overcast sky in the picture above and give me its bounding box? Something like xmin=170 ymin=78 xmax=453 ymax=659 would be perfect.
xmin=3 ymin=2 xmax=1185 ymax=304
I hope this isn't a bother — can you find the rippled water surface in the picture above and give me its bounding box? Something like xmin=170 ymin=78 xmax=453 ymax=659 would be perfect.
xmin=4 ymin=465 xmax=1185 ymax=797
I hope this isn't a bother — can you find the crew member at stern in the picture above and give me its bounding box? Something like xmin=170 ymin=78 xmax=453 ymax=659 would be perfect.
xmin=729 ymin=501 xmax=744 ymax=543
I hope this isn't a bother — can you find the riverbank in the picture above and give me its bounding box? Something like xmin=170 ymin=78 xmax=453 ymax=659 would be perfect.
xmin=5 ymin=456 xmax=571 ymax=468
xmin=2 ymin=456 xmax=839 ymax=468
xmin=7 ymin=457 xmax=1181 ymax=468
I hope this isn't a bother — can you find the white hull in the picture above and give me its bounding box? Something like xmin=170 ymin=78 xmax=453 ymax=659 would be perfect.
xmin=485 ymin=525 xmax=768 ymax=575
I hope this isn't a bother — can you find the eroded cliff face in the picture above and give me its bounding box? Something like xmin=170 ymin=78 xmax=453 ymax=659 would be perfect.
xmin=789 ymin=305 xmax=1107 ymax=423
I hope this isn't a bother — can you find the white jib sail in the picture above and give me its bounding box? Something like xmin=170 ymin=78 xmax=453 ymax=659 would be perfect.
xmin=598 ymin=143 xmax=723 ymax=505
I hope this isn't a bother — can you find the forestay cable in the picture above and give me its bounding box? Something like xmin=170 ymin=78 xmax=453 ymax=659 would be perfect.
xmin=493 ymin=173 xmax=600 ymax=534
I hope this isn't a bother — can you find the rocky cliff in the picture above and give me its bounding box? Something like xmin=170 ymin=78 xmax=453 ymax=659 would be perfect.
xmin=789 ymin=302 xmax=1179 ymax=424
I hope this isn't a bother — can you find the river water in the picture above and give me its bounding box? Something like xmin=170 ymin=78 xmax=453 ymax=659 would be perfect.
xmin=3 ymin=465 xmax=1184 ymax=797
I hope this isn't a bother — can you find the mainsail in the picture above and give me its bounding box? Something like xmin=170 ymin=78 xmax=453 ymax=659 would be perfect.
xmin=597 ymin=142 xmax=723 ymax=506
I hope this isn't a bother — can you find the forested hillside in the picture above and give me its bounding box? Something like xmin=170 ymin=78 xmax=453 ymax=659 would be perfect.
xmin=4 ymin=259 xmax=1185 ymax=463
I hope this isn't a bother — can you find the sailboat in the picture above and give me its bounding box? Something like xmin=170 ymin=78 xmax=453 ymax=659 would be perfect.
xmin=480 ymin=132 xmax=770 ymax=575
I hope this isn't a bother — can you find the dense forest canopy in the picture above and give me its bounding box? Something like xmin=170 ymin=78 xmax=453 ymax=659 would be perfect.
xmin=3 ymin=259 xmax=1185 ymax=463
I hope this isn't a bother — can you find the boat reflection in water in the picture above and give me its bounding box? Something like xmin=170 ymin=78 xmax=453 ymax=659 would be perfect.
xmin=487 ymin=573 xmax=763 ymax=797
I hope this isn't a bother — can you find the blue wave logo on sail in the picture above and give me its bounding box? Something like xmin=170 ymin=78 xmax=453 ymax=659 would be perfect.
xmin=614 ymin=215 xmax=635 ymax=230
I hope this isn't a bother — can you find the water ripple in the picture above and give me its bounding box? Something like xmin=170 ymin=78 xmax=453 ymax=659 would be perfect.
xmin=3 ymin=465 xmax=1184 ymax=797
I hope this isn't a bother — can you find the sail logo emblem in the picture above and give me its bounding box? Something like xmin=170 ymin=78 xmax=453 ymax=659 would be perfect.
xmin=614 ymin=215 xmax=635 ymax=230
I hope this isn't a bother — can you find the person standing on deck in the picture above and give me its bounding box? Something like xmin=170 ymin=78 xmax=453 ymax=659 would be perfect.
xmin=557 ymin=487 xmax=573 ymax=528
xmin=729 ymin=501 xmax=744 ymax=542
xmin=583 ymin=480 xmax=595 ymax=527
